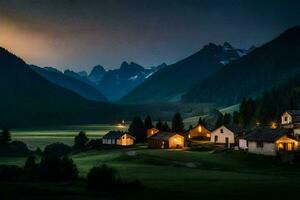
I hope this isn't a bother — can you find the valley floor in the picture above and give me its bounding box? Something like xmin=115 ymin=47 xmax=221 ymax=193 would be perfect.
xmin=1 ymin=146 xmax=300 ymax=199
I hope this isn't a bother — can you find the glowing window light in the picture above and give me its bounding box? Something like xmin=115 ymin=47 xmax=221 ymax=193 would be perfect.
xmin=198 ymin=126 xmax=202 ymax=132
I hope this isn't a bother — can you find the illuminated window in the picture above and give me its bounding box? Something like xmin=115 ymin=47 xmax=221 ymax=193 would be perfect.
xmin=198 ymin=126 xmax=202 ymax=132
xmin=278 ymin=143 xmax=284 ymax=150
xmin=287 ymin=143 xmax=294 ymax=151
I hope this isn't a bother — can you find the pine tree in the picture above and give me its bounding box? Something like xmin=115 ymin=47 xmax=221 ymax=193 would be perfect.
xmin=156 ymin=119 xmax=163 ymax=130
xmin=162 ymin=122 xmax=171 ymax=132
xmin=0 ymin=129 xmax=11 ymax=144
xmin=144 ymin=115 xmax=153 ymax=130
xmin=198 ymin=117 xmax=207 ymax=126
xmin=215 ymin=113 xmax=224 ymax=128
xmin=172 ymin=112 xmax=184 ymax=132
xmin=128 ymin=116 xmax=146 ymax=142
xmin=74 ymin=131 xmax=89 ymax=149
xmin=223 ymin=113 xmax=232 ymax=125
xmin=232 ymin=111 xmax=240 ymax=124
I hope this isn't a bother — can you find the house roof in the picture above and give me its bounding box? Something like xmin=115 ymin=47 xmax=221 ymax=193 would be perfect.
xmin=149 ymin=131 xmax=183 ymax=141
xmin=103 ymin=131 xmax=135 ymax=140
xmin=244 ymin=128 xmax=293 ymax=142
xmin=285 ymin=110 xmax=300 ymax=116
xmin=285 ymin=110 xmax=300 ymax=123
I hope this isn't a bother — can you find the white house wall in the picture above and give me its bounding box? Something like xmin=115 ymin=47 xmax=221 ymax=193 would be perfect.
xmin=210 ymin=126 xmax=235 ymax=144
xmin=248 ymin=141 xmax=276 ymax=156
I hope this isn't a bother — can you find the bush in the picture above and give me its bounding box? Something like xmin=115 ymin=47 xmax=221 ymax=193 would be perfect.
xmin=87 ymin=164 xmax=119 ymax=191
xmin=44 ymin=143 xmax=72 ymax=156
xmin=37 ymin=155 xmax=78 ymax=182
xmin=0 ymin=141 xmax=32 ymax=156
xmin=74 ymin=131 xmax=89 ymax=150
xmin=0 ymin=165 xmax=23 ymax=181
xmin=87 ymin=164 xmax=145 ymax=194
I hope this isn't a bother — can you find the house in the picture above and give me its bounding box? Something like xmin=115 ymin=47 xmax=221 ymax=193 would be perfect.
xmin=148 ymin=131 xmax=185 ymax=149
xmin=244 ymin=128 xmax=298 ymax=156
xmin=146 ymin=127 xmax=159 ymax=138
xmin=210 ymin=125 xmax=244 ymax=148
xmin=102 ymin=131 xmax=135 ymax=146
xmin=281 ymin=110 xmax=300 ymax=128
xmin=187 ymin=124 xmax=211 ymax=140
xmin=281 ymin=110 xmax=300 ymax=138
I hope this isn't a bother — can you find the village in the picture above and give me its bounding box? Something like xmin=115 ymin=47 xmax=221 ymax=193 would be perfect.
xmin=102 ymin=110 xmax=300 ymax=158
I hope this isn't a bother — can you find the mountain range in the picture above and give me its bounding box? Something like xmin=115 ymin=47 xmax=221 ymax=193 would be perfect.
xmin=121 ymin=42 xmax=251 ymax=104
xmin=182 ymin=26 xmax=300 ymax=105
xmin=0 ymin=47 xmax=131 ymax=127
xmin=63 ymin=62 xmax=164 ymax=101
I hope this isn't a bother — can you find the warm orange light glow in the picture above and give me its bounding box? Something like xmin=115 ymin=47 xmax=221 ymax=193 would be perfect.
xmin=188 ymin=134 xmax=191 ymax=139
xmin=206 ymin=134 xmax=211 ymax=138
xmin=198 ymin=125 xmax=202 ymax=132
xmin=270 ymin=122 xmax=277 ymax=129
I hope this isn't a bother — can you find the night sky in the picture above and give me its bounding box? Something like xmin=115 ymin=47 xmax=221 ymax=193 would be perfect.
xmin=0 ymin=0 xmax=300 ymax=71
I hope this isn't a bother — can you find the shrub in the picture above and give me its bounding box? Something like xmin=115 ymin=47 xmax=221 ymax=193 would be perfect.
xmin=87 ymin=164 xmax=119 ymax=191
xmin=0 ymin=141 xmax=32 ymax=156
xmin=37 ymin=155 xmax=78 ymax=182
xmin=0 ymin=165 xmax=23 ymax=181
xmin=44 ymin=143 xmax=72 ymax=156
xmin=74 ymin=131 xmax=89 ymax=150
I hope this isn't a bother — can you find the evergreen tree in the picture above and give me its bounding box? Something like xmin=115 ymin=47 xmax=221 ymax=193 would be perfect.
xmin=74 ymin=131 xmax=89 ymax=150
xmin=172 ymin=112 xmax=184 ymax=132
xmin=223 ymin=113 xmax=232 ymax=125
xmin=0 ymin=129 xmax=11 ymax=144
xmin=232 ymin=111 xmax=240 ymax=124
xmin=198 ymin=117 xmax=207 ymax=126
xmin=215 ymin=113 xmax=224 ymax=128
xmin=144 ymin=115 xmax=153 ymax=130
xmin=24 ymin=155 xmax=36 ymax=169
xmin=128 ymin=116 xmax=146 ymax=142
xmin=156 ymin=119 xmax=163 ymax=130
xmin=162 ymin=122 xmax=171 ymax=132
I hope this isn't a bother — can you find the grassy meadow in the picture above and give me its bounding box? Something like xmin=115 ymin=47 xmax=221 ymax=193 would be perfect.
xmin=11 ymin=124 xmax=127 ymax=150
xmin=1 ymin=148 xmax=300 ymax=199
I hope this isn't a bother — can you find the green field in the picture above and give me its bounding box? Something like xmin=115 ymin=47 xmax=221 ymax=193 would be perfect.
xmin=11 ymin=124 xmax=127 ymax=150
xmin=1 ymin=148 xmax=300 ymax=199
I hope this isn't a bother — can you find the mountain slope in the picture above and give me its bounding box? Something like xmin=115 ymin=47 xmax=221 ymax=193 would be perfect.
xmin=121 ymin=43 xmax=247 ymax=104
xmin=90 ymin=62 xmax=162 ymax=101
xmin=30 ymin=65 xmax=107 ymax=102
xmin=0 ymin=47 xmax=127 ymax=128
xmin=182 ymin=26 xmax=300 ymax=106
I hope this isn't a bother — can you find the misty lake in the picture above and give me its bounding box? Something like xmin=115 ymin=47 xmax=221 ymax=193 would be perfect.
xmin=11 ymin=124 xmax=128 ymax=150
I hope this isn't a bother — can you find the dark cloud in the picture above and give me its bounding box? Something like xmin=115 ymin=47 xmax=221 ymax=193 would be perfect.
xmin=0 ymin=0 xmax=299 ymax=71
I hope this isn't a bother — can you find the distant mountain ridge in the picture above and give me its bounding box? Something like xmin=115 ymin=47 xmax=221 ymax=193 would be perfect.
xmin=0 ymin=47 xmax=129 ymax=128
xmin=63 ymin=62 xmax=164 ymax=101
xmin=182 ymin=26 xmax=300 ymax=106
xmin=30 ymin=65 xmax=107 ymax=102
xmin=121 ymin=42 xmax=250 ymax=104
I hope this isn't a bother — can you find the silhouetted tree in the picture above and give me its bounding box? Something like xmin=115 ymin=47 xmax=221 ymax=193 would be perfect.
xmin=215 ymin=113 xmax=224 ymax=128
xmin=162 ymin=122 xmax=171 ymax=132
xmin=128 ymin=116 xmax=146 ymax=142
xmin=74 ymin=131 xmax=89 ymax=150
xmin=87 ymin=164 xmax=118 ymax=191
xmin=223 ymin=113 xmax=232 ymax=125
xmin=144 ymin=115 xmax=153 ymax=130
xmin=61 ymin=156 xmax=78 ymax=181
xmin=44 ymin=143 xmax=72 ymax=157
xmin=172 ymin=112 xmax=184 ymax=132
xmin=198 ymin=117 xmax=207 ymax=126
xmin=0 ymin=129 xmax=11 ymax=144
xmin=24 ymin=155 xmax=36 ymax=169
xmin=156 ymin=119 xmax=163 ymax=130
xmin=232 ymin=111 xmax=240 ymax=124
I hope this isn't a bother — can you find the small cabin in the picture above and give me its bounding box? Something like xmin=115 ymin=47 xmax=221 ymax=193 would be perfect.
xmin=210 ymin=125 xmax=244 ymax=148
xmin=187 ymin=124 xmax=211 ymax=140
xmin=148 ymin=132 xmax=185 ymax=149
xmin=102 ymin=131 xmax=135 ymax=146
xmin=146 ymin=127 xmax=159 ymax=138
xmin=244 ymin=128 xmax=298 ymax=156
xmin=281 ymin=110 xmax=300 ymax=128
